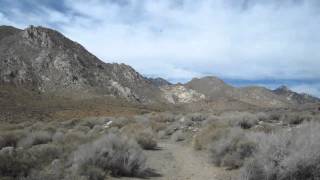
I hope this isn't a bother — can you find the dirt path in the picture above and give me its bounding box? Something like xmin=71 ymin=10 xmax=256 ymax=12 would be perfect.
xmin=154 ymin=142 xmax=222 ymax=180
xmin=114 ymin=141 xmax=228 ymax=180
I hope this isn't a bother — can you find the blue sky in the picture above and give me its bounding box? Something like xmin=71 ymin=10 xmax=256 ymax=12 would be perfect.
xmin=0 ymin=0 xmax=320 ymax=97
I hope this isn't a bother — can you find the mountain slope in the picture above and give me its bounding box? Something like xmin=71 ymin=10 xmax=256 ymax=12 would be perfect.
xmin=185 ymin=76 xmax=290 ymax=108
xmin=273 ymin=85 xmax=320 ymax=104
xmin=0 ymin=25 xmax=163 ymax=103
xmin=147 ymin=77 xmax=172 ymax=87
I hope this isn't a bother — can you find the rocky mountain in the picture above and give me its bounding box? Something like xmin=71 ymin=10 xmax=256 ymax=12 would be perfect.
xmin=0 ymin=25 xmax=317 ymax=109
xmin=273 ymin=85 xmax=320 ymax=104
xmin=0 ymin=25 xmax=163 ymax=103
xmin=147 ymin=77 xmax=172 ymax=87
xmin=184 ymin=76 xmax=291 ymax=108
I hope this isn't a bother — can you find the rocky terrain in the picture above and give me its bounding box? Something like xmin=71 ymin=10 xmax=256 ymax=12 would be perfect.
xmin=0 ymin=25 xmax=163 ymax=103
xmin=1 ymin=25 xmax=319 ymax=111
xmin=273 ymin=85 xmax=320 ymax=104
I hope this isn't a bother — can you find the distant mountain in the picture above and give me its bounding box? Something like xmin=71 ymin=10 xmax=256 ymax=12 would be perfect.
xmin=147 ymin=77 xmax=172 ymax=87
xmin=273 ymin=85 xmax=320 ymax=104
xmin=184 ymin=76 xmax=290 ymax=107
xmin=0 ymin=25 xmax=317 ymax=110
xmin=0 ymin=25 xmax=163 ymax=103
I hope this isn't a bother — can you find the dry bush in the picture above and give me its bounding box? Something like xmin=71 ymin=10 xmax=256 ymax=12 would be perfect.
xmin=0 ymin=147 xmax=36 ymax=178
xmin=110 ymin=117 xmax=131 ymax=129
xmin=192 ymin=123 xmax=227 ymax=150
xmin=71 ymin=133 xmax=147 ymax=178
xmin=209 ymin=127 xmax=256 ymax=169
xmin=282 ymin=112 xmax=313 ymax=125
xmin=0 ymin=130 xmax=25 ymax=149
xmin=149 ymin=121 xmax=167 ymax=132
xmin=255 ymin=112 xmax=269 ymax=122
xmin=18 ymin=131 xmax=52 ymax=148
xmin=222 ymin=112 xmax=259 ymax=129
xmin=62 ymin=130 xmax=89 ymax=148
xmin=121 ymin=124 xmax=157 ymax=150
xmin=155 ymin=112 xmax=179 ymax=123
xmin=28 ymin=144 xmax=63 ymax=165
xmin=240 ymin=122 xmax=320 ymax=180
xmin=186 ymin=113 xmax=208 ymax=122
xmin=135 ymin=128 xmax=158 ymax=150
xmin=52 ymin=131 xmax=64 ymax=143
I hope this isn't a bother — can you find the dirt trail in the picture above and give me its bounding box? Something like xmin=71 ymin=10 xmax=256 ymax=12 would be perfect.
xmin=115 ymin=141 xmax=228 ymax=180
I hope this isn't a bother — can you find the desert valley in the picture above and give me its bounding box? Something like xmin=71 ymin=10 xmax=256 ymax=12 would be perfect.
xmin=0 ymin=25 xmax=320 ymax=180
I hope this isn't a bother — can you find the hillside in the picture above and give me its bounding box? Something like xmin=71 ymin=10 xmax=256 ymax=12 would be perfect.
xmin=0 ymin=25 xmax=318 ymax=112
xmin=273 ymin=85 xmax=320 ymax=104
xmin=0 ymin=25 xmax=163 ymax=103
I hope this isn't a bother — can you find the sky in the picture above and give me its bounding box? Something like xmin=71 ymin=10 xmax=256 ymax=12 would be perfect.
xmin=0 ymin=0 xmax=320 ymax=97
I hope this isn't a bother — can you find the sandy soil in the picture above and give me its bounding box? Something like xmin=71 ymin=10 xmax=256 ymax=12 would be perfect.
xmin=112 ymin=141 xmax=231 ymax=180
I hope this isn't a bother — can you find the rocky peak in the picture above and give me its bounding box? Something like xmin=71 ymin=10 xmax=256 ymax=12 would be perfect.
xmin=0 ymin=25 xmax=164 ymax=103
xmin=274 ymin=85 xmax=290 ymax=93
xmin=273 ymin=85 xmax=320 ymax=104
xmin=21 ymin=26 xmax=81 ymax=51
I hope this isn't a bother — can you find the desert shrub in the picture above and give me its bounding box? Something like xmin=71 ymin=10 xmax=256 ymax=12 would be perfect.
xmin=52 ymin=131 xmax=64 ymax=143
xmin=120 ymin=123 xmax=144 ymax=135
xmin=209 ymin=127 xmax=256 ymax=169
xmin=186 ymin=113 xmax=207 ymax=122
xmin=223 ymin=112 xmax=259 ymax=129
xmin=18 ymin=131 xmax=52 ymax=148
xmin=171 ymin=130 xmax=185 ymax=142
xmin=121 ymin=124 xmax=157 ymax=150
xmin=156 ymin=112 xmax=179 ymax=123
xmin=192 ymin=123 xmax=226 ymax=150
xmin=240 ymin=122 xmax=320 ymax=180
xmin=78 ymin=164 xmax=106 ymax=180
xmin=149 ymin=120 xmax=167 ymax=132
xmin=256 ymin=112 xmax=269 ymax=122
xmin=282 ymin=112 xmax=312 ymax=125
xmin=135 ymin=128 xmax=158 ymax=150
xmin=269 ymin=113 xmax=282 ymax=121
xmin=71 ymin=133 xmax=147 ymax=177
xmin=75 ymin=125 xmax=91 ymax=133
xmin=87 ymin=125 xmax=104 ymax=137
xmin=63 ymin=130 xmax=88 ymax=146
xmin=110 ymin=117 xmax=131 ymax=128
xmin=28 ymin=144 xmax=63 ymax=165
xmin=0 ymin=130 xmax=25 ymax=149
xmin=0 ymin=148 xmax=36 ymax=178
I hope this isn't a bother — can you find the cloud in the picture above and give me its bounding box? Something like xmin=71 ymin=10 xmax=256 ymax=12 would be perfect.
xmin=0 ymin=0 xmax=319 ymax=96
xmin=291 ymin=84 xmax=320 ymax=98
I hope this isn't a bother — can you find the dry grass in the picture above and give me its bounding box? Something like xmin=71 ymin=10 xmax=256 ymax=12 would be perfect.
xmin=240 ymin=122 xmax=320 ymax=180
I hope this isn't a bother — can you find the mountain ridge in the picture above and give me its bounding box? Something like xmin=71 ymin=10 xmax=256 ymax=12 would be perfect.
xmin=0 ymin=25 xmax=164 ymax=103
xmin=0 ymin=25 xmax=318 ymax=110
